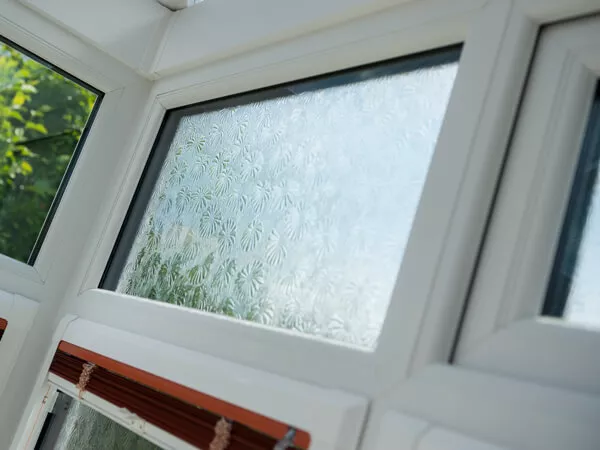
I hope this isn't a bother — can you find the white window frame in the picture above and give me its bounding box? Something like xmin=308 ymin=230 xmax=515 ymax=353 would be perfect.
xmin=455 ymin=15 xmax=600 ymax=395
xmin=0 ymin=1 xmax=147 ymax=301
xmin=59 ymin=0 xmax=519 ymax=399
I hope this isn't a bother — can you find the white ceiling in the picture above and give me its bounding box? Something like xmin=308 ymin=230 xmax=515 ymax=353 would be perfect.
xmin=19 ymin=0 xmax=413 ymax=78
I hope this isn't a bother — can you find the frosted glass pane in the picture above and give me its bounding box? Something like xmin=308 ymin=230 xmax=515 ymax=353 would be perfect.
xmin=53 ymin=394 xmax=163 ymax=449
xmin=116 ymin=51 xmax=459 ymax=348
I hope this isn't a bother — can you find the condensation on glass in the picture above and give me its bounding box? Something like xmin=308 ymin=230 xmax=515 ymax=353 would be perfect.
xmin=0 ymin=37 xmax=100 ymax=264
xmin=106 ymin=47 xmax=460 ymax=348
xmin=37 ymin=392 xmax=163 ymax=450
xmin=544 ymin=82 xmax=600 ymax=327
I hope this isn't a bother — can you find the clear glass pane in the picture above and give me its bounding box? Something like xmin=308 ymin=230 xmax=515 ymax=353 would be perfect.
xmin=0 ymin=39 xmax=99 ymax=263
xmin=114 ymin=49 xmax=460 ymax=348
xmin=42 ymin=393 xmax=163 ymax=449
xmin=544 ymin=83 xmax=600 ymax=327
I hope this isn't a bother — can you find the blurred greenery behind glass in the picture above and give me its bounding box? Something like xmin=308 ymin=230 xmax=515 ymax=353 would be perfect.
xmin=0 ymin=41 xmax=98 ymax=263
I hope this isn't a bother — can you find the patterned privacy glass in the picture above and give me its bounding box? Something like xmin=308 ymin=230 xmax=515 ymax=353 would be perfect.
xmin=544 ymin=83 xmax=600 ymax=327
xmin=0 ymin=39 xmax=99 ymax=263
xmin=52 ymin=393 xmax=163 ymax=449
xmin=114 ymin=49 xmax=460 ymax=348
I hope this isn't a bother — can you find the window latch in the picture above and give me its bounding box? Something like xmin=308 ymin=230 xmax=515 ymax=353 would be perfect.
xmin=274 ymin=428 xmax=296 ymax=450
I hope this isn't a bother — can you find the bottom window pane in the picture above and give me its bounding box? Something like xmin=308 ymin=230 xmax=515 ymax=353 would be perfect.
xmin=37 ymin=392 xmax=163 ymax=450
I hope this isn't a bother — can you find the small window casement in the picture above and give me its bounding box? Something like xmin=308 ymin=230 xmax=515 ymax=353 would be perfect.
xmin=455 ymin=15 xmax=600 ymax=395
xmin=0 ymin=37 xmax=101 ymax=264
xmin=101 ymin=46 xmax=460 ymax=349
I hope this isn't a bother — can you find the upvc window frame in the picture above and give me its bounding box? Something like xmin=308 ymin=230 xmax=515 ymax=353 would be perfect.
xmin=0 ymin=1 xmax=148 ymax=301
xmin=64 ymin=0 xmax=515 ymax=398
xmin=455 ymin=14 xmax=600 ymax=396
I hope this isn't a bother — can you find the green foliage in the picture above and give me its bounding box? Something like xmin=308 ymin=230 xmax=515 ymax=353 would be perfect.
xmin=124 ymin=229 xmax=239 ymax=318
xmin=0 ymin=43 xmax=96 ymax=262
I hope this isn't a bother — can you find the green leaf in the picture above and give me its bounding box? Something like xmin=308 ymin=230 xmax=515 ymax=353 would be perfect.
xmin=11 ymin=91 xmax=26 ymax=107
xmin=20 ymin=161 xmax=32 ymax=174
xmin=25 ymin=122 xmax=48 ymax=134
xmin=7 ymin=110 xmax=24 ymax=122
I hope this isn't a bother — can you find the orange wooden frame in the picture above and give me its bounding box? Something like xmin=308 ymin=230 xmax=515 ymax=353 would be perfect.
xmin=57 ymin=341 xmax=311 ymax=448
xmin=0 ymin=318 xmax=7 ymax=330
